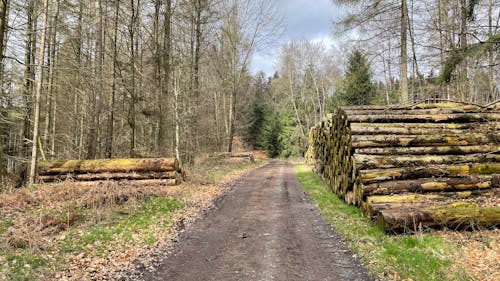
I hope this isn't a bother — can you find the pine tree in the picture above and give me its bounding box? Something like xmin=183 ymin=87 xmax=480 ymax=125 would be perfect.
xmin=338 ymin=49 xmax=376 ymax=105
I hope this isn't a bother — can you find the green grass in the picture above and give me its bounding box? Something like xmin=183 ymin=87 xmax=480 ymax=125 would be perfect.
xmin=0 ymin=220 xmax=14 ymax=236
xmin=294 ymin=165 xmax=469 ymax=281
xmin=3 ymin=250 xmax=47 ymax=281
xmin=61 ymin=196 xmax=182 ymax=256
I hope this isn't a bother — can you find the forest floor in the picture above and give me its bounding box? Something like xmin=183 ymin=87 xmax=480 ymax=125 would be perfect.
xmin=0 ymin=158 xmax=498 ymax=280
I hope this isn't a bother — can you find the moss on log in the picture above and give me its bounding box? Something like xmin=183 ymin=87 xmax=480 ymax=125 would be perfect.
xmin=354 ymin=154 xmax=500 ymax=170
xmin=38 ymin=158 xmax=180 ymax=175
xmin=38 ymin=171 xmax=181 ymax=183
xmin=347 ymin=113 xmax=499 ymax=123
xmin=352 ymin=134 xmax=498 ymax=148
xmin=362 ymin=175 xmax=498 ymax=197
xmin=360 ymin=163 xmax=500 ymax=183
xmin=377 ymin=202 xmax=500 ymax=232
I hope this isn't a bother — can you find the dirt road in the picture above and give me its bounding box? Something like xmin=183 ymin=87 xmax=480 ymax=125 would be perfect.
xmin=142 ymin=161 xmax=373 ymax=281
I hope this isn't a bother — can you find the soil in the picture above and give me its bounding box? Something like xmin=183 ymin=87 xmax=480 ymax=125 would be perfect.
xmin=140 ymin=161 xmax=373 ymax=281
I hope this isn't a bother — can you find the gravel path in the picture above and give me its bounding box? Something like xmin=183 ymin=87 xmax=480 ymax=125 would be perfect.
xmin=141 ymin=161 xmax=373 ymax=281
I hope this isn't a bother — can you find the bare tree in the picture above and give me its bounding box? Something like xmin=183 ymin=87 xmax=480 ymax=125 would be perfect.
xmin=28 ymin=0 xmax=49 ymax=184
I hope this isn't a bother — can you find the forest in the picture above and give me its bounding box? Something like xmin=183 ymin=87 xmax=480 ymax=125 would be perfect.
xmin=0 ymin=0 xmax=498 ymax=189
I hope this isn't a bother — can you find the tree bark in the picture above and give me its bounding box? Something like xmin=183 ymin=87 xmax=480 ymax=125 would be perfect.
xmin=105 ymin=0 xmax=120 ymax=159
xmin=363 ymin=175 xmax=498 ymax=197
xmin=28 ymin=0 xmax=49 ymax=184
xmin=355 ymin=153 xmax=499 ymax=170
xmin=377 ymin=203 xmax=500 ymax=232
xmin=400 ymin=0 xmax=409 ymax=103
xmin=38 ymin=158 xmax=180 ymax=175
xmin=0 ymin=0 xmax=8 ymax=185
xmin=39 ymin=171 xmax=181 ymax=182
xmin=352 ymin=133 xmax=498 ymax=148
xmin=361 ymin=163 xmax=500 ymax=184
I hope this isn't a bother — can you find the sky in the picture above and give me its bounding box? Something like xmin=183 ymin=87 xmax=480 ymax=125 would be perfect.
xmin=250 ymin=0 xmax=342 ymax=76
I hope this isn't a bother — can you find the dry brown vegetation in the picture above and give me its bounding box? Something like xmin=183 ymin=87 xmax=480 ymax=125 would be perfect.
xmin=0 ymin=156 xmax=265 ymax=280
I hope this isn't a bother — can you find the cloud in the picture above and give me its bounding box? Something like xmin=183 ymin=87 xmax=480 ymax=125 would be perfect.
xmin=250 ymin=0 xmax=341 ymax=75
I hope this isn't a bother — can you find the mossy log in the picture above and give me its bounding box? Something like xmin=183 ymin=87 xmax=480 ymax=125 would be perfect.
xmin=350 ymin=122 xmax=498 ymax=135
xmin=356 ymin=145 xmax=499 ymax=155
xmin=360 ymin=163 xmax=500 ymax=183
xmin=376 ymin=202 xmax=500 ymax=232
xmin=362 ymin=175 xmax=498 ymax=197
xmin=347 ymin=113 xmax=499 ymax=123
xmin=38 ymin=158 xmax=180 ymax=175
xmin=362 ymin=190 xmax=498 ymax=217
xmin=342 ymin=102 xmax=482 ymax=111
xmin=354 ymin=154 xmax=500 ymax=170
xmin=352 ymin=134 xmax=498 ymax=148
xmin=38 ymin=171 xmax=182 ymax=183
xmin=344 ymin=107 xmax=486 ymax=116
xmin=211 ymin=152 xmax=255 ymax=162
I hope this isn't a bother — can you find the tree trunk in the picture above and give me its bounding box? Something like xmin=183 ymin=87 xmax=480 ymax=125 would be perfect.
xmin=400 ymin=0 xmax=409 ymax=103
xmin=361 ymin=163 xmax=500 ymax=184
xmin=105 ymin=0 xmax=120 ymax=158
xmin=352 ymin=133 xmax=498 ymax=148
xmin=38 ymin=158 xmax=180 ymax=175
xmin=0 ymin=0 xmax=8 ymax=185
xmin=346 ymin=113 xmax=499 ymax=123
xmin=39 ymin=171 xmax=181 ymax=182
xmin=20 ymin=0 xmax=36 ymax=184
xmin=363 ymin=175 xmax=498 ymax=197
xmin=356 ymin=145 xmax=498 ymax=156
xmin=377 ymin=203 xmax=500 ymax=232
xmin=87 ymin=0 xmax=103 ymax=159
xmin=459 ymin=0 xmax=468 ymax=101
xmin=28 ymin=0 xmax=49 ymax=184
xmin=354 ymin=154 xmax=499 ymax=170
xmin=128 ymin=0 xmax=138 ymax=157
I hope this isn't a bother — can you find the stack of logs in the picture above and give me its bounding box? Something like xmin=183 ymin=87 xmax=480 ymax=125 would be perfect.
xmin=210 ymin=152 xmax=255 ymax=163
xmin=306 ymin=102 xmax=500 ymax=232
xmin=37 ymin=158 xmax=184 ymax=186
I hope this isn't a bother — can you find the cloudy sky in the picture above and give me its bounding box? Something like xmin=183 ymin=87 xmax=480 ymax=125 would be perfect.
xmin=250 ymin=0 xmax=343 ymax=75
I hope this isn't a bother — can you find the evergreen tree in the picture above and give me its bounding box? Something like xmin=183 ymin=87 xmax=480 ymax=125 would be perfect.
xmin=338 ymin=49 xmax=377 ymax=105
xmin=258 ymin=112 xmax=282 ymax=158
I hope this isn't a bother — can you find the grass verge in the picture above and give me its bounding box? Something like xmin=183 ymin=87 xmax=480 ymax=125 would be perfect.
xmin=294 ymin=164 xmax=470 ymax=281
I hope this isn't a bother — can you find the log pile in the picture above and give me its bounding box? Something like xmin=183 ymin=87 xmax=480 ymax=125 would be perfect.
xmin=209 ymin=152 xmax=255 ymax=163
xmin=37 ymin=158 xmax=184 ymax=185
xmin=306 ymin=102 xmax=500 ymax=232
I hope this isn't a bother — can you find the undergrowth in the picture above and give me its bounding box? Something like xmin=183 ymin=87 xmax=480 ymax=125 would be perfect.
xmin=294 ymin=164 xmax=471 ymax=281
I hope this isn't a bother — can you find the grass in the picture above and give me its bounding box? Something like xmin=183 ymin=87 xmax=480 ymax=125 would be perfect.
xmin=61 ymin=196 xmax=182 ymax=256
xmin=294 ymin=164 xmax=470 ymax=281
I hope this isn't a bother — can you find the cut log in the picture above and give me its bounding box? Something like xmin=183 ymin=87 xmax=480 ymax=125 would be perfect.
xmin=347 ymin=113 xmax=499 ymax=123
xmin=38 ymin=158 xmax=180 ymax=175
xmin=360 ymin=163 xmax=500 ymax=183
xmin=342 ymin=102 xmax=483 ymax=111
xmin=344 ymin=107 xmax=486 ymax=116
xmin=376 ymin=202 xmax=500 ymax=232
xmin=362 ymin=190 xmax=498 ymax=217
xmin=356 ymin=145 xmax=499 ymax=155
xmin=211 ymin=152 xmax=255 ymax=162
xmin=362 ymin=175 xmax=499 ymax=197
xmin=38 ymin=171 xmax=181 ymax=182
xmin=352 ymin=134 xmax=498 ymax=148
xmin=350 ymin=123 xmax=499 ymax=135
xmin=355 ymin=154 xmax=500 ymax=170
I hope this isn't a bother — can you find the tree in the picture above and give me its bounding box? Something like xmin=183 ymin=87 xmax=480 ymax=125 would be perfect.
xmin=217 ymin=0 xmax=281 ymax=153
xmin=0 ymin=0 xmax=8 ymax=186
xmin=28 ymin=0 xmax=49 ymax=184
xmin=338 ymin=49 xmax=376 ymax=105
